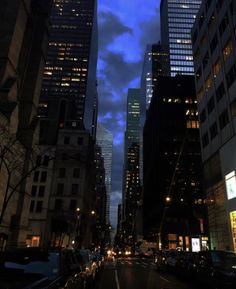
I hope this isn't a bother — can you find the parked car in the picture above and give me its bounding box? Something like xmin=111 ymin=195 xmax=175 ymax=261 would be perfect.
xmin=175 ymin=251 xmax=199 ymax=279
xmin=195 ymin=250 xmax=236 ymax=289
xmin=77 ymin=249 xmax=98 ymax=288
xmin=92 ymin=251 xmax=104 ymax=276
xmin=0 ymin=247 xmax=85 ymax=289
xmin=155 ymin=250 xmax=180 ymax=272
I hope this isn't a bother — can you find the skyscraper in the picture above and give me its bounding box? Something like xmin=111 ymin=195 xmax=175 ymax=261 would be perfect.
xmin=122 ymin=89 xmax=142 ymax=244
xmin=27 ymin=0 xmax=99 ymax=248
xmin=96 ymin=123 xmax=113 ymax=224
xmin=141 ymin=43 xmax=168 ymax=110
xmin=0 ymin=0 xmax=52 ymax=248
xmin=143 ymin=75 xmax=208 ymax=250
xmin=160 ymin=0 xmax=201 ymax=76
xmin=39 ymin=0 xmax=98 ymax=144
xmin=192 ymin=0 xmax=236 ymax=251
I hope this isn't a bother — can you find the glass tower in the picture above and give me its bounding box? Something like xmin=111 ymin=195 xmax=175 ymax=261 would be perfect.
xmin=160 ymin=0 xmax=202 ymax=76
xmin=96 ymin=123 xmax=113 ymax=225
xmin=39 ymin=0 xmax=98 ymax=144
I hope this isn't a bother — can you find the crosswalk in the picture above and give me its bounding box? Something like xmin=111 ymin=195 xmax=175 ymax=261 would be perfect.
xmin=105 ymin=257 xmax=156 ymax=268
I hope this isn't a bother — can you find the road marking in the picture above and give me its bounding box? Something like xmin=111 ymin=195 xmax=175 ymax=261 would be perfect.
xmin=115 ymin=270 xmax=121 ymax=289
xmin=159 ymin=275 xmax=171 ymax=283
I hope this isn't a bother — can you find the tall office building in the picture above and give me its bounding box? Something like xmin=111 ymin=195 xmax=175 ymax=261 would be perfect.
xmin=160 ymin=0 xmax=201 ymax=76
xmin=192 ymin=0 xmax=236 ymax=251
xmin=96 ymin=123 xmax=113 ymax=224
xmin=39 ymin=0 xmax=98 ymax=144
xmin=0 ymin=0 xmax=52 ymax=248
xmin=141 ymin=43 xmax=168 ymax=110
xmin=143 ymin=75 xmax=208 ymax=250
xmin=124 ymin=89 xmax=141 ymax=151
xmin=122 ymin=89 xmax=142 ymax=244
xmin=27 ymin=0 xmax=99 ymax=248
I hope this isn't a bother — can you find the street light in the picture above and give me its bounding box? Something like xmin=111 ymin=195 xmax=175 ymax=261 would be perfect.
xmin=166 ymin=196 xmax=171 ymax=203
xmin=91 ymin=210 xmax=96 ymax=215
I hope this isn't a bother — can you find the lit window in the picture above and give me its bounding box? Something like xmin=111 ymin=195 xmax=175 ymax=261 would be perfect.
xmin=223 ymin=39 xmax=233 ymax=60
xmin=213 ymin=58 xmax=221 ymax=77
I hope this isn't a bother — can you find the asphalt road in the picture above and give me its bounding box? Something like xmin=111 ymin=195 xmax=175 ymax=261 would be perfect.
xmin=98 ymin=257 xmax=200 ymax=289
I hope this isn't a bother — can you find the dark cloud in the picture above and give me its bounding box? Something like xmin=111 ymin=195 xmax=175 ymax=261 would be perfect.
xmin=98 ymin=11 xmax=132 ymax=50
xmin=139 ymin=9 xmax=161 ymax=49
xmin=97 ymin=1 xmax=161 ymax=227
xmin=100 ymin=51 xmax=142 ymax=90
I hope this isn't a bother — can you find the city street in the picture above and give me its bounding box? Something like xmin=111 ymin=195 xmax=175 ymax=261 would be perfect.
xmin=98 ymin=257 xmax=199 ymax=289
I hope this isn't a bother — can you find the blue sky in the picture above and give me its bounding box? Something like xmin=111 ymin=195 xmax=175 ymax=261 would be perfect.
xmin=97 ymin=0 xmax=161 ymax=227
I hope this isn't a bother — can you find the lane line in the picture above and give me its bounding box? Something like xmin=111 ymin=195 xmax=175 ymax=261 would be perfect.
xmin=159 ymin=275 xmax=171 ymax=283
xmin=115 ymin=270 xmax=121 ymax=289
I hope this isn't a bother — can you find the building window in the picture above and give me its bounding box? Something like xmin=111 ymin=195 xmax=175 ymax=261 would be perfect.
xmin=59 ymin=168 xmax=66 ymax=178
xmin=213 ymin=58 xmax=221 ymax=78
xmin=219 ymin=13 xmax=229 ymax=36
xmin=42 ymin=155 xmax=50 ymax=167
xmin=69 ymin=199 xmax=77 ymax=210
xmin=205 ymin=74 xmax=213 ymax=90
xmin=207 ymin=96 xmax=215 ymax=114
xmin=73 ymin=168 xmax=80 ymax=178
xmin=30 ymin=201 xmax=35 ymax=213
xmin=219 ymin=109 xmax=229 ymax=129
xmin=38 ymin=186 xmax=45 ymax=197
xmin=197 ymin=87 xmax=204 ymax=102
xmin=55 ymin=199 xmax=63 ymax=210
xmin=36 ymin=201 xmax=43 ymax=213
xmin=33 ymin=171 xmax=39 ymax=182
xmin=40 ymin=171 xmax=47 ymax=182
xmin=196 ymin=66 xmax=202 ymax=81
xmin=200 ymin=109 xmax=206 ymax=123
xmin=216 ymin=0 xmax=224 ymax=12
xmin=71 ymin=184 xmax=79 ymax=195
xmin=203 ymin=51 xmax=210 ymax=69
xmin=57 ymin=183 xmax=64 ymax=195
xmin=223 ymin=39 xmax=233 ymax=60
xmin=202 ymin=132 xmax=209 ymax=148
xmin=210 ymin=34 xmax=218 ymax=54
xmin=64 ymin=136 xmax=70 ymax=144
xmin=31 ymin=186 xmax=37 ymax=197
xmin=210 ymin=122 xmax=218 ymax=140
xmin=216 ymin=82 xmax=225 ymax=101
xmin=226 ymin=63 xmax=236 ymax=88
xmin=187 ymin=120 xmax=199 ymax=129
xmin=77 ymin=137 xmax=83 ymax=145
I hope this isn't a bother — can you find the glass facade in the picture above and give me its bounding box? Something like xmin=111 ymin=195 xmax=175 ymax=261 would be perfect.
xmin=96 ymin=123 xmax=113 ymax=224
xmin=161 ymin=0 xmax=202 ymax=76
xmin=39 ymin=0 xmax=98 ymax=144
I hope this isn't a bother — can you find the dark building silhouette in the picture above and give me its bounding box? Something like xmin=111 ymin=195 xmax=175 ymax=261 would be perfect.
xmin=27 ymin=0 xmax=99 ymax=248
xmin=93 ymin=145 xmax=107 ymax=247
xmin=122 ymin=89 xmax=142 ymax=245
xmin=0 ymin=0 xmax=52 ymax=248
xmin=143 ymin=75 xmax=208 ymax=250
xmin=192 ymin=0 xmax=236 ymax=252
xmin=39 ymin=0 xmax=98 ymax=144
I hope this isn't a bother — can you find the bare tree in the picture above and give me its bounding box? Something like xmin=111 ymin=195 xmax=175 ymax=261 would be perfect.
xmin=0 ymin=127 xmax=54 ymax=226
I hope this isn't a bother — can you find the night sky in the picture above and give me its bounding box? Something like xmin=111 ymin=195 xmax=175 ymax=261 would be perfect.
xmin=97 ymin=0 xmax=161 ymax=227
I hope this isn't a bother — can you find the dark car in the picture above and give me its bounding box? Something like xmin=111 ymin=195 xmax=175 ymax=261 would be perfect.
xmin=155 ymin=250 xmax=180 ymax=272
xmin=77 ymin=249 xmax=98 ymax=288
xmin=175 ymin=251 xmax=199 ymax=279
xmin=195 ymin=250 xmax=236 ymax=289
xmin=0 ymin=247 xmax=85 ymax=289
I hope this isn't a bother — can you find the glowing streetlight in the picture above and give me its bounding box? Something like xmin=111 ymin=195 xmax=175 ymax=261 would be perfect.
xmin=166 ymin=196 xmax=171 ymax=202
xmin=91 ymin=210 xmax=95 ymax=215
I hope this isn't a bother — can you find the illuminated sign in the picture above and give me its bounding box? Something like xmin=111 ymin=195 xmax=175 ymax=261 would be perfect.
xmin=191 ymin=238 xmax=200 ymax=252
xmin=225 ymin=171 xmax=236 ymax=200
xmin=230 ymin=211 xmax=236 ymax=252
